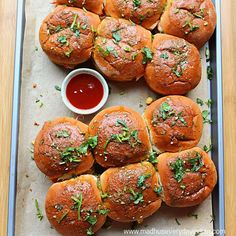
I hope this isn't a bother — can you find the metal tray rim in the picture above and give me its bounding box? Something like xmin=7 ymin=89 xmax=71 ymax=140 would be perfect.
xmin=7 ymin=0 xmax=225 ymax=235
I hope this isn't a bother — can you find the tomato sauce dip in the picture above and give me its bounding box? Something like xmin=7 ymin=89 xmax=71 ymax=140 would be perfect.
xmin=66 ymin=73 xmax=104 ymax=110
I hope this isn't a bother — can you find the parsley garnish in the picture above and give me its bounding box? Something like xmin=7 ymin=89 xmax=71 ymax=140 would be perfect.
xmin=160 ymin=53 xmax=169 ymax=59
xmin=170 ymin=158 xmax=185 ymax=183
xmin=57 ymin=210 xmax=69 ymax=223
xmin=137 ymin=173 xmax=151 ymax=189
xmin=203 ymin=143 xmax=212 ymax=153
xmin=55 ymin=85 xmax=61 ymax=91
xmin=154 ymin=186 xmax=163 ymax=196
xmin=56 ymin=130 xmax=70 ymax=138
xmin=141 ymin=47 xmax=153 ymax=64
xmin=71 ymin=193 xmax=83 ymax=220
xmin=35 ymin=199 xmax=43 ymax=221
xmin=175 ymin=218 xmax=181 ymax=225
xmin=149 ymin=151 xmax=158 ymax=164
xmin=57 ymin=35 xmax=68 ymax=46
xmin=202 ymin=110 xmax=212 ymax=124
xmin=188 ymin=153 xmax=204 ymax=172
xmin=196 ymin=98 xmax=204 ymax=106
xmin=112 ymin=31 xmax=121 ymax=43
xmin=133 ymin=0 xmax=141 ymax=9
xmin=129 ymin=188 xmax=144 ymax=204
xmin=207 ymin=66 xmax=213 ymax=80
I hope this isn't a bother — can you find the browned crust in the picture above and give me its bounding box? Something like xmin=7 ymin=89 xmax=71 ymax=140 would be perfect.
xmin=159 ymin=0 xmax=216 ymax=49
xmin=100 ymin=162 xmax=162 ymax=222
xmin=92 ymin=17 xmax=152 ymax=81
xmin=55 ymin=0 xmax=104 ymax=15
xmin=105 ymin=0 xmax=167 ymax=30
xmin=143 ymin=96 xmax=203 ymax=152
xmin=39 ymin=6 xmax=100 ymax=69
xmin=88 ymin=106 xmax=151 ymax=168
xmin=34 ymin=117 xmax=94 ymax=181
xmin=145 ymin=33 xmax=202 ymax=95
xmin=45 ymin=175 xmax=107 ymax=236
xmin=157 ymin=147 xmax=217 ymax=207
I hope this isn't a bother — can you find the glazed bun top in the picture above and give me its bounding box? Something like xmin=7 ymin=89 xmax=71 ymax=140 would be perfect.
xmin=157 ymin=147 xmax=217 ymax=207
xmin=105 ymin=0 xmax=167 ymax=30
xmin=88 ymin=106 xmax=151 ymax=168
xmin=45 ymin=175 xmax=107 ymax=236
xmin=93 ymin=17 xmax=152 ymax=81
xmin=34 ymin=117 xmax=94 ymax=181
xmin=100 ymin=162 xmax=162 ymax=222
xmin=145 ymin=34 xmax=202 ymax=95
xmin=39 ymin=6 xmax=100 ymax=69
xmin=55 ymin=0 xmax=104 ymax=15
xmin=159 ymin=0 xmax=217 ymax=49
xmin=144 ymin=96 xmax=203 ymax=152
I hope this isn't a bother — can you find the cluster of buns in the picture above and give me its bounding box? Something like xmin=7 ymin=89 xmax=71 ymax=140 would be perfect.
xmin=34 ymin=99 xmax=217 ymax=235
xmin=39 ymin=0 xmax=216 ymax=95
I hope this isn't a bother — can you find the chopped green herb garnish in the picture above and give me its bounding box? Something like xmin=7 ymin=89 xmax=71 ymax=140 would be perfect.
xmin=160 ymin=53 xmax=169 ymax=59
xmin=101 ymin=193 xmax=108 ymax=199
xmin=133 ymin=0 xmax=141 ymax=9
xmin=137 ymin=173 xmax=151 ymax=189
xmin=131 ymin=52 xmax=138 ymax=61
xmin=206 ymin=99 xmax=213 ymax=108
xmin=154 ymin=186 xmax=163 ymax=196
xmin=203 ymin=143 xmax=212 ymax=153
xmin=149 ymin=151 xmax=158 ymax=164
xmin=207 ymin=66 xmax=213 ymax=80
xmin=189 ymin=213 xmax=198 ymax=219
xmin=56 ymin=130 xmax=70 ymax=138
xmin=112 ymin=31 xmax=121 ymax=42
xmin=57 ymin=210 xmax=69 ymax=223
xmin=170 ymin=158 xmax=185 ymax=183
xmin=195 ymin=232 xmax=204 ymax=236
xmin=205 ymin=47 xmax=210 ymax=62
xmin=35 ymin=199 xmax=43 ymax=221
xmin=175 ymin=218 xmax=181 ymax=225
xmin=87 ymin=227 xmax=94 ymax=235
xmin=98 ymin=209 xmax=109 ymax=215
xmin=141 ymin=47 xmax=153 ymax=64
xmin=71 ymin=14 xmax=78 ymax=32
xmin=55 ymin=85 xmax=61 ymax=91
xmin=188 ymin=153 xmax=203 ymax=172
xmin=57 ymin=35 xmax=68 ymax=46
xmin=158 ymin=102 xmax=175 ymax=121
xmin=196 ymin=98 xmax=204 ymax=106
xmin=129 ymin=188 xmax=144 ymax=204
xmin=85 ymin=215 xmax=97 ymax=225
xmin=71 ymin=193 xmax=83 ymax=220
xmin=202 ymin=110 xmax=212 ymax=124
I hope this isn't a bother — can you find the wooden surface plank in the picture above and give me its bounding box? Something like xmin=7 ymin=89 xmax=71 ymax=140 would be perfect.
xmin=221 ymin=1 xmax=236 ymax=236
xmin=0 ymin=0 xmax=17 ymax=235
xmin=0 ymin=0 xmax=235 ymax=235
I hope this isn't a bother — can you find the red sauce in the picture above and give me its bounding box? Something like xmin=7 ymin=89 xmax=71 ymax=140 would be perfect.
xmin=66 ymin=73 xmax=104 ymax=110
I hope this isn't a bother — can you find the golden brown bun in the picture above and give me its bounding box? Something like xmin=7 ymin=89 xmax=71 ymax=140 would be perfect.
xmin=88 ymin=106 xmax=151 ymax=168
xmin=93 ymin=17 xmax=152 ymax=81
xmin=39 ymin=6 xmax=100 ymax=69
xmin=45 ymin=175 xmax=107 ymax=236
xmin=143 ymin=96 xmax=203 ymax=152
xmin=34 ymin=117 xmax=94 ymax=181
xmin=157 ymin=147 xmax=217 ymax=207
xmin=145 ymin=34 xmax=201 ymax=95
xmin=105 ymin=0 xmax=166 ymax=30
xmin=100 ymin=162 xmax=162 ymax=222
xmin=159 ymin=0 xmax=216 ymax=49
xmin=55 ymin=0 xmax=103 ymax=15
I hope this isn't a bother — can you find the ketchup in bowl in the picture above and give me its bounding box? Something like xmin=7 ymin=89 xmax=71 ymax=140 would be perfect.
xmin=66 ymin=73 xmax=104 ymax=110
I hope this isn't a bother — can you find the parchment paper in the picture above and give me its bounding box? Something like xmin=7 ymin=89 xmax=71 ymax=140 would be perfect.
xmin=15 ymin=1 xmax=214 ymax=235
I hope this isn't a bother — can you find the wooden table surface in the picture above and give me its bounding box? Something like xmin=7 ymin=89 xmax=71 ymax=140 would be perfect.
xmin=0 ymin=0 xmax=235 ymax=235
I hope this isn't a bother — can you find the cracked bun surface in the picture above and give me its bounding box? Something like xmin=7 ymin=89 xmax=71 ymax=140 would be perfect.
xmin=93 ymin=17 xmax=152 ymax=81
xmin=100 ymin=162 xmax=162 ymax=222
xmin=34 ymin=117 xmax=94 ymax=181
xmin=54 ymin=0 xmax=103 ymax=15
xmin=157 ymin=147 xmax=217 ymax=207
xmin=39 ymin=6 xmax=100 ymax=69
xmin=105 ymin=0 xmax=167 ymax=30
xmin=88 ymin=106 xmax=151 ymax=168
xmin=143 ymin=96 xmax=203 ymax=152
xmin=159 ymin=0 xmax=216 ymax=49
xmin=145 ymin=34 xmax=201 ymax=95
xmin=45 ymin=175 xmax=107 ymax=236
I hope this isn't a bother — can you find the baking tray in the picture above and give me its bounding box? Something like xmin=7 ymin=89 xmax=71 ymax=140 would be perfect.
xmin=7 ymin=0 xmax=225 ymax=235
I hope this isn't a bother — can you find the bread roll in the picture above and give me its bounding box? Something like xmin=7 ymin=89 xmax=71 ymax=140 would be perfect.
xmin=88 ymin=106 xmax=151 ymax=168
xmin=39 ymin=6 xmax=100 ymax=69
xmin=100 ymin=162 xmax=162 ymax=222
xmin=157 ymin=147 xmax=217 ymax=207
xmin=45 ymin=175 xmax=107 ymax=236
xmin=93 ymin=17 xmax=152 ymax=81
xmin=105 ymin=0 xmax=166 ymax=30
xmin=143 ymin=96 xmax=203 ymax=152
xmin=34 ymin=117 xmax=94 ymax=181
xmin=145 ymin=34 xmax=201 ymax=95
xmin=159 ymin=0 xmax=216 ymax=49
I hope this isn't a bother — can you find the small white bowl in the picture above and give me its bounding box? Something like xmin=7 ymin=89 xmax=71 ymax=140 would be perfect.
xmin=61 ymin=68 xmax=109 ymax=115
